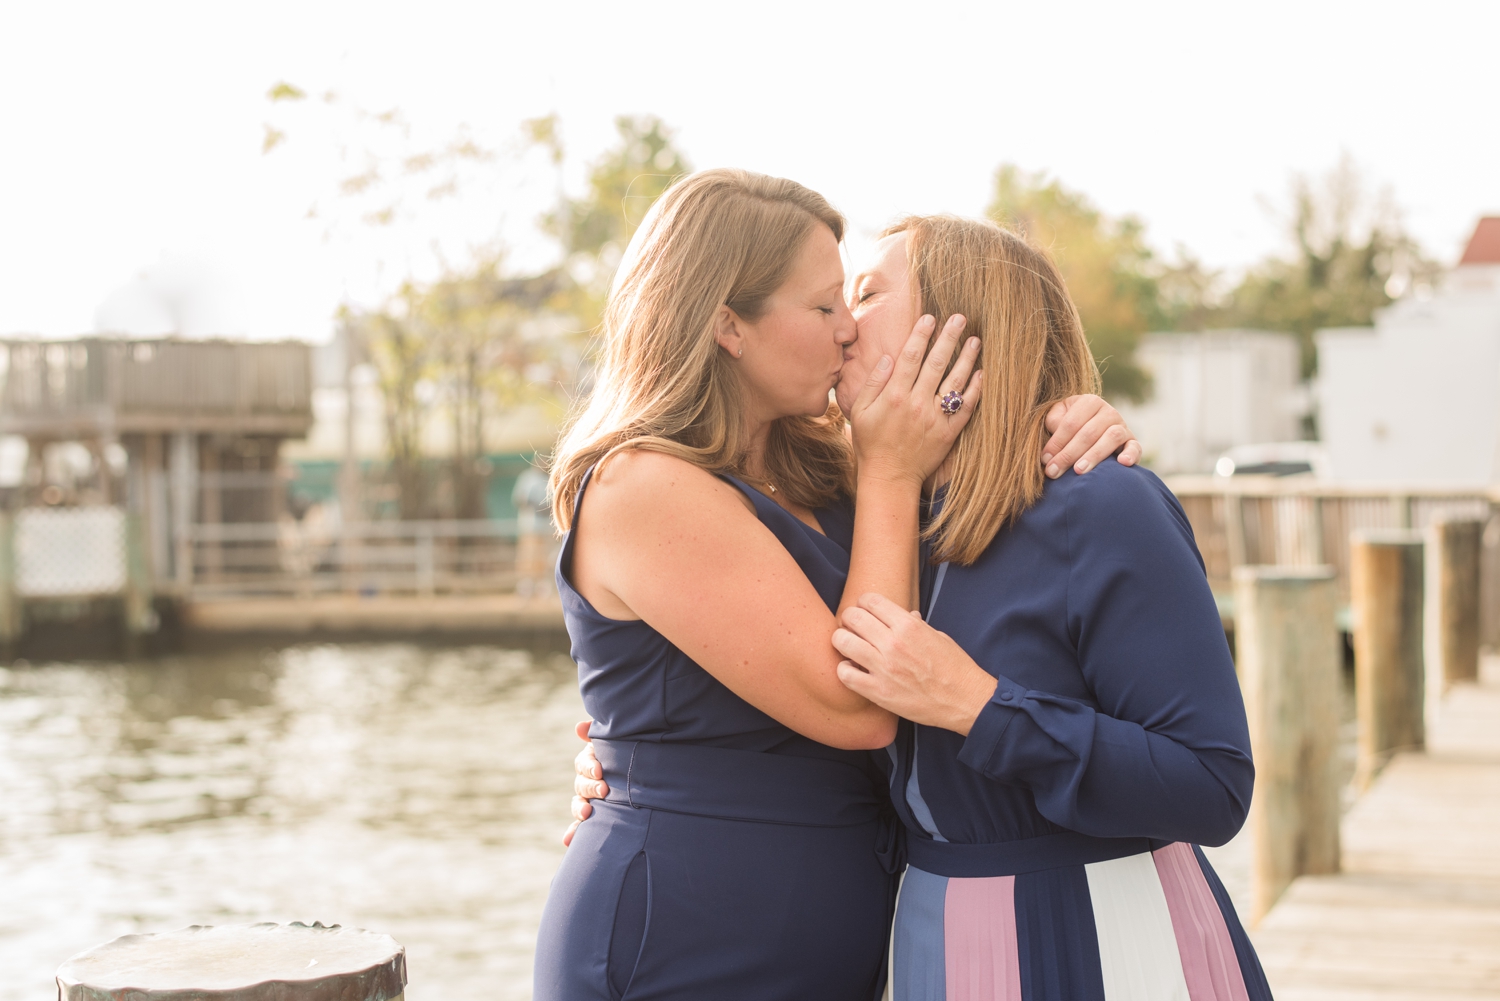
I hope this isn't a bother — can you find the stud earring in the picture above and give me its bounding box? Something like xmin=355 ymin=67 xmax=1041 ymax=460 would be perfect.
xmin=737 ymin=348 xmax=743 ymax=357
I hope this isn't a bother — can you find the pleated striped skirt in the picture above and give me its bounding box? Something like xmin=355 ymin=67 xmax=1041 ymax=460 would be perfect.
xmin=892 ymin=842 xmax=1272 ymax=1001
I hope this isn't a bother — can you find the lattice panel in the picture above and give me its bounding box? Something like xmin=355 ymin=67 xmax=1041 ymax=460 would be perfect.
xmin=15 ymin=506 xmax=127 ymax=597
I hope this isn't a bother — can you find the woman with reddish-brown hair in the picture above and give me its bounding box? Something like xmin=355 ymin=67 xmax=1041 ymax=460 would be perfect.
xmin=828 ymin=216 xmax=1269 ymax=1000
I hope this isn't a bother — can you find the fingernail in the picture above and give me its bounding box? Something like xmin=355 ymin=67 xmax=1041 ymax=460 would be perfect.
xmin=1046 ymin=464 xmax=1059 ymax=478
xmin=1042 ymin=453 xmax=1053 ymax=465
xmin=922 ymin=315 xmax=936 ymax=330
xmin=967 ymin=336 xmax=979 ymax=349
xmin=1076 ymin=461 xmax=1090 ymax=473
xmin=878 ymin=355 xmax=892 ymax=371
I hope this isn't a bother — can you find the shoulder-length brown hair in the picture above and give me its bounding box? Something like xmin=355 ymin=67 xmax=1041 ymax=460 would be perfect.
xmin=887 ymin=215 xmax=1101 ymax=565
xmin=548 ymin=168 xmax=854 ymax=530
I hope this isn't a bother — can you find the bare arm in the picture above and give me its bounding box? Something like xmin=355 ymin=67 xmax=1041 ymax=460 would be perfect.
xmin=567 ymin=392 xmax=1145 ymax=835
xmin=573 ymin=316 xmax=981 ymax=751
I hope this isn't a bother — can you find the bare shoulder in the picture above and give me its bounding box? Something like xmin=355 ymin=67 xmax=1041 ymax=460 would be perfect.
xmin=587 ymin=449 xmax=754 ymax=528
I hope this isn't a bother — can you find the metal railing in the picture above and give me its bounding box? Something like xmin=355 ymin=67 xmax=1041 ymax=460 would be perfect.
xmin=182 ymin=519 xmax=559 ymax=599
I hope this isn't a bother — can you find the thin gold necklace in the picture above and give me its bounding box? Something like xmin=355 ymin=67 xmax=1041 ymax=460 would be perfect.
xmin=746 ymin=470 xmax=777 ymax=495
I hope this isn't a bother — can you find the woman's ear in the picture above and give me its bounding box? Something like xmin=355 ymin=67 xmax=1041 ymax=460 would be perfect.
xmin=712 ymin=304 xmax=745 ymax=359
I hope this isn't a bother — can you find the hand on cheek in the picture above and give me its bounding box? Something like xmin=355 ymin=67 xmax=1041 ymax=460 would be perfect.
xmin=832 ymin=593 xmax=996 ymax=736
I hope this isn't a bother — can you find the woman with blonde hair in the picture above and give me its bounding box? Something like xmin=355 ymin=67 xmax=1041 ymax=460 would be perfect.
xmin=535 ymin=169 xmax=1136 ymax=1000
xmin=832 ymin=216 xmax=1271 ymax=1000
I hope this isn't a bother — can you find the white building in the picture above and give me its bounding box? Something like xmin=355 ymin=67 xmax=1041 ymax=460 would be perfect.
xmin=1316 ymin=217 xmax=1500 ymax=484
xmin=1116 ymin=329 xmax=1306 ymax=474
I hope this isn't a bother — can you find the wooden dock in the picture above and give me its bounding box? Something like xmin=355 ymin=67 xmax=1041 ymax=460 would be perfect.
xmin=182 ymin=593 xmax=567 ymax=640
xmin=1253 ymin=656 xmax=1500 ymax=999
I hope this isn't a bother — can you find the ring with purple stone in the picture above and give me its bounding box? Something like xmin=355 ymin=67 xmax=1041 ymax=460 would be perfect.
xmin=939 ymin=390 xmax=963 ymax=415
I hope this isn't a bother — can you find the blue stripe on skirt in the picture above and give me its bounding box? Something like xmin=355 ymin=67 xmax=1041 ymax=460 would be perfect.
xmin=1014 ymin=864 xmax=1108 ymax=1001
xmin=892 ymin=866 xmax=948 ymax=1001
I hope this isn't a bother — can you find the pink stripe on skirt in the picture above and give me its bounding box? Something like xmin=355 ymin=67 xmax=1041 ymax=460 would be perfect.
xmin=1152 ymin=843 xmax=1251 ymax=1001
xmin=942 ymin=874 xmax=1023 ymax=1001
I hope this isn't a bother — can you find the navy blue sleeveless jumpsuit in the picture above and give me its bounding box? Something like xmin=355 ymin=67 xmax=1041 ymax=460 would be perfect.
xmin=534 ymin=469 xmax=897 ymax=1001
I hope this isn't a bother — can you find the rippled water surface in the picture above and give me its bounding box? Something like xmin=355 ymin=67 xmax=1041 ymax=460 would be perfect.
xmin=0 ymin=640 xmax=1349 ymax=997
xmin=0 ymin=644 xmax=585 ymax=999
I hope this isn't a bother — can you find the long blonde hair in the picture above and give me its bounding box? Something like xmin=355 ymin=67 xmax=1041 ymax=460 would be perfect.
xmin=887 ymin=215 xmax=1102 ymax=565
xmin=549 ymin=168 xmax=854 ymax=529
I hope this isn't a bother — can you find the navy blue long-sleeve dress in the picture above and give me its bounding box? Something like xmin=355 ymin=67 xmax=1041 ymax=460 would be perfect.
xmin=534 ymin=468 xmax=897 ymax=1001
xmin=890 ymin=459 xmax=1273 ymax=1001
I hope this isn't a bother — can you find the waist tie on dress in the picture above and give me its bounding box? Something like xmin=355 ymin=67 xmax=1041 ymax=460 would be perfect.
xmin=906 ymin=829 xmax=1169 ymax=878
xmin=591 ymin=738 xmax=883 ymax=829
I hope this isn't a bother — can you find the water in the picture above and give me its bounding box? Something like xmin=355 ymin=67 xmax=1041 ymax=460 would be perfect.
xmin=0 ymin=644 xmax=586 ymax=999
xmin=0 ymin=642 xmax=1351 ymax=998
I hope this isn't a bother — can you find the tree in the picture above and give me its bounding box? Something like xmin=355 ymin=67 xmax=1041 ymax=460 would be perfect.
xmin=416 ymin=263 xmax=572 ymax=519
xmin=545 ymin=115 xmax=692 ymax=261
xmin=285 ymin=103 xmax=694 ymax=520
xmin=350 ymin=264 xmax=577 ymax=520
xmin=988 ymin=165 xmax=1156 ymax=401
xmin=353 ymin=298 xmax=434 ymax=520
xmin=530 ymin=115 xmax=692 ymax=335
xmin=1225 ymin=156 xmax=1441 ymax=375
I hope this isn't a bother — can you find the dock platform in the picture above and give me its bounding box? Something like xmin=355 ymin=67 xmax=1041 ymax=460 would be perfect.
xmin=182 ymin=594 xmax=568 ymax=640
xmin=1254 ymin=657 xmax=1500 ymax=999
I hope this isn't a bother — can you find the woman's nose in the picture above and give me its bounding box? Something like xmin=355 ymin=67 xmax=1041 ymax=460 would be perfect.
xmin=835 ymin=302 xmax=857 ymax=345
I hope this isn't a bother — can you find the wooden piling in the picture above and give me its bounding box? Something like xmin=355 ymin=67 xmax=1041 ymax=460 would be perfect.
xmin=1424 ymin=519 xmax=1482 ymax=707
xmin=1350 ymin=530 xmax=1425 ymax=791
xmin=122 ymin=512 xmax=155 ymax=656
xmin=0 ymin=512 xmax=19 ymax=652
xmin=1233 ymin=565 xmax=1342 ymax=924
xmin=57 ymin=922 xmax=406 ymax=1001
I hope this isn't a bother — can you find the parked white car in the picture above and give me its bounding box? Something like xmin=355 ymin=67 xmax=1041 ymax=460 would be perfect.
xmin=1213 ymin=442 xmax=1330 ymax=478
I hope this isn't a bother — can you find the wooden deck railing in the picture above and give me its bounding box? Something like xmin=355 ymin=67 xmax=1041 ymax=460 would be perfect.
xmin=173 ymin=476 xmax=1499 ymax=637
xmin=1163 ymin=477 xmax=1500 ymax=640
xmin=0 ymin=337 xmax=312 ymax=436
xmin=182 ymin=519 xmax=559 ymax=599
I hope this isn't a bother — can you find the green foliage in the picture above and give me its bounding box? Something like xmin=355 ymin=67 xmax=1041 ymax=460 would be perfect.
xmin=545 ymin=115 xmax=691 ymax=260
xmin=350 ymin=265 xmax=578 ymax=518
xmin=522 ymin=113 xmax=563 ymax=166
xmin=988 ymin=165 xmax=1155 ymax=401
xmin=339 ymin=114 xmax=694 ymax=515
xmin=266 ymin=81 xmax=306 ymax=102
xmin=987 ymin=157 xmax=1439 ymax=400
xmin=527 ymin=114 xmax=691 ymax=333
xmin=1221 ymin=157 xmax=1440 ymax=376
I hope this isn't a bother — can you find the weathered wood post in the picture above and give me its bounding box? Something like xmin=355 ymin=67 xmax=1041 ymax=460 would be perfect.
xmin=122 ymin=512 xmax=155 ymax=657
xmin=1233 ymin=566 xmax=1342 ymax=924
xmin=1350 ymin=530 xmax=1425 ymax=791
xmin=0 ymin=511 xmax=20 ymax=654
xmin=1424 ymin=519 xmax=1482 ymax=715
xmin=512 ymin=468 xmax=550 ymax=598
xmin=57 ymin=922 xmax=406 ymax=1001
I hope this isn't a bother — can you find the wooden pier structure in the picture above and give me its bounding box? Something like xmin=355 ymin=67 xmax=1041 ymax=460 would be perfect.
xmin=1252 ymin=656 xmax=1500 ymax=1000
xmin=1165 ymin=476 xmax=1500 ymax=644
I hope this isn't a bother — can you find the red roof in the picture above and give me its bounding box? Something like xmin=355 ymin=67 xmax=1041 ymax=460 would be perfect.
xmin=1459 ymin=217 xmax=1500 ymax=265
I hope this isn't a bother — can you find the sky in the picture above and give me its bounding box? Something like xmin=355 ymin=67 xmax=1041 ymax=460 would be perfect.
xmin=2 ymin=0 xmax=1497 ymax=343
